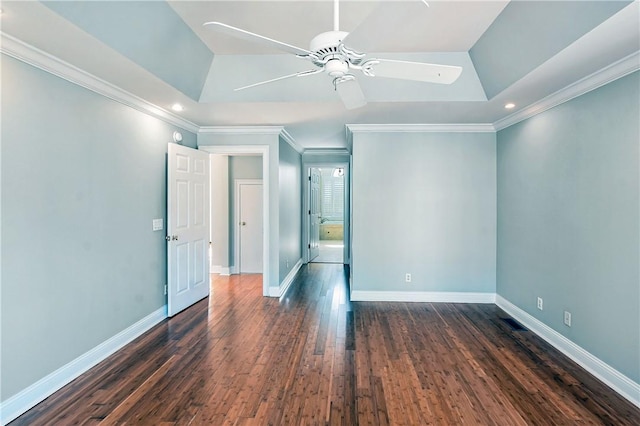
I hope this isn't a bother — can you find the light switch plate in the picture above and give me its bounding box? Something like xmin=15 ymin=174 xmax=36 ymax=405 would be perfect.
xmin=152 ymin=219 xmax=163 ymax=231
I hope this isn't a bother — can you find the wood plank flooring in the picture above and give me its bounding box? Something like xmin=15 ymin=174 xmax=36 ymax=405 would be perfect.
xmin=11 ymin=264 xmax=639 ymax=425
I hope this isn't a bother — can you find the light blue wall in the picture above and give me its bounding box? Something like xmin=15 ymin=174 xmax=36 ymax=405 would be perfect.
xmin=0 ymin=55 xmax=196 ymax=400
xmin=278 ymin=138 xmax=302 ymax=283
xmin=497 ymin=71 xmax=640 ymax=383
xmin=229 ymin=156 xmax=263 ymax=268
xmin=352 ymin=132 xmax=496 ymax=294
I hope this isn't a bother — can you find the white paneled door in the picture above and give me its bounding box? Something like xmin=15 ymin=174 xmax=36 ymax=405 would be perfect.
xmin=308 ymin=168 xmax=321 ymax=262
xmin=237 ymin=180 xmax=263 ymax=273
xmin=167 ymin=143 xmax=210 ymax=317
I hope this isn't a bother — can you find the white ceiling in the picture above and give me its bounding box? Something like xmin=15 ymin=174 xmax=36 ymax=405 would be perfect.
xmin=169 ymin=0 xmax=509 ymax=54
xmin=1 ymin=1 xmax=639 ymax=149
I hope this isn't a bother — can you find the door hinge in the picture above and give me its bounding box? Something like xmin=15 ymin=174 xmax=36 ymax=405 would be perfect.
xmin=308 ymin=176 xmax=311 ymax=181
xmin=308 ymin=243 xmax=311 ymax=249
xmin=164 ymin=284 xmax=168 ymax=295
xmin=308 ymin=210 xmax=311 ymax=215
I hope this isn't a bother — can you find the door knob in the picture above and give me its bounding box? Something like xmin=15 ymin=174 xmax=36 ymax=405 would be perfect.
xmin=241 ymin=221 xmax=246 ymax=226
xmin=171 ymin=235 xmax=179 ymax=241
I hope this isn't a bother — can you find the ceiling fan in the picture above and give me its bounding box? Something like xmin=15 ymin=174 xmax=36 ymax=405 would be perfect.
xmin=203 ymin=0 xmax=462 ymax=109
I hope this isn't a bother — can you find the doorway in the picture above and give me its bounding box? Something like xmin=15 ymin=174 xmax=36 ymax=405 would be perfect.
xmin=307 ymin=166 xmax=347 ymax=264
xmin=199 ymin=145 xmax=270 ymax=296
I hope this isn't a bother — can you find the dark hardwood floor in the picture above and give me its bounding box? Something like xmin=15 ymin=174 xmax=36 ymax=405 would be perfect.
xmin=11 ymin=264 xmax=639 ymax=425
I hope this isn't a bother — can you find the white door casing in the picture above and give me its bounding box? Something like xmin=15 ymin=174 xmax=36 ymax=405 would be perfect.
xmin=167 ymin=143 xmax=210 ymax=317
xmin=309 ymin=168 xmax=321 ymax=262
xmin=197 ymin=145 xmax=269 ymax=296
xmin=236 ymin=180 xmax=263 ymax=273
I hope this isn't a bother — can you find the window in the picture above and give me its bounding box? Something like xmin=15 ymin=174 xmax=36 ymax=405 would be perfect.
xmin=321 ymin=168 xmax=344 ymax=221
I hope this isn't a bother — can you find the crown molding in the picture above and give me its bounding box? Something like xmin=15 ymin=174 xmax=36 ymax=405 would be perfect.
xmin=345 ymin=123 xmax=496 ymax=133
xmin=302 ymin=148 xmax=351 ymax=156
xmin=198 ymin=126 xmax=303 ymax=153
xmin=279 ymin=128 xmax=304 ymax=154
xmin=198 ymin=126 xmax=283 ymax=135
xmin=494 ymin=51 xmax=640 ymax=131
xmin=0 ymin=32 xmax=199 ymax=133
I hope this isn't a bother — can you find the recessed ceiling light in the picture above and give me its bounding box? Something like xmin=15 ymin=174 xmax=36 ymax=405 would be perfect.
xmin=171 ymin=103 xmax=184 ymax=112
xmin=505 ymin=103 xmax=516 ymax=109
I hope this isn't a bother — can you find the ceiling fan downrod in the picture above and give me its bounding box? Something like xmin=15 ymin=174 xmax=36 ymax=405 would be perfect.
xmin=334 ymin=0 xmax=340 ymax=31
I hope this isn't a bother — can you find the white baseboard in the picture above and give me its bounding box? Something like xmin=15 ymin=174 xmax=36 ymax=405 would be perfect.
xmin=0 ymin=306 xmax=167 ymax=425
xmin=211 ymin=265 xmax=232 ymax=276
xmin=496 ymin=296 xmax=640 ymax=408
xmin=350 ymin=291 xmax=496 ymax=303
xmin=268 ymin=259 xmax=303 ymax=298
xmin=276 ymin=259 xmax=303 ymax=299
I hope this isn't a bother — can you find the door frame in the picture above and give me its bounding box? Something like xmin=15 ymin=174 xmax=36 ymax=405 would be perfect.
xmin=199 ymin=145 xmax=270 ymax=296
xmin=235 ymin=179 xmax=263 ymax=273
xmin=302 ymin=161 xmax=350 ymax=265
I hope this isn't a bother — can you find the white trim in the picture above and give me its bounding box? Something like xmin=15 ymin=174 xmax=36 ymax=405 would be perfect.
xmin=0 ymin=32 xmax=198 ymax=134
xmin=494 ymin=51 xmax=640 ymax=131
xmin=277 ymin=258 xmax=304 ymax=299
xmin=279 ymin=129 xmax=304 ymax=154
xmin=198 ymin=145 xmax=270 ymax=296
xmin=198 ymin=126 xmax=303 ymax=154
xmin=198 ymin=126 xmax=283 ymax=135
xmin=346 ymin=123 xmax=496 ymax=133
xmin=211 ymin=265 xmax=233 ymax=276
xmin=210 ymin=265 xmax=232 ymax=275
xmin=302 ymin=148 xmax=351 ymax=156
xmin=496 ymin=296 xmax=640 ymax=408
xmin=0 ymin=307 xmax=167 ymax=425
xmin=350 ymin=291 xmax=496 ymax=303
xmin=234 ymin=179 xmax=263 ymax=275
xmin=268 ymin=286 xmax=281 ymax=298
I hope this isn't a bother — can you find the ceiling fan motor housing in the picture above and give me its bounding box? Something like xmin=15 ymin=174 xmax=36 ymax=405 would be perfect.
xmin=308 ymin=30 xmax=354 ymax=70
xmin=309 ymin=31 xmax=348 ymax=54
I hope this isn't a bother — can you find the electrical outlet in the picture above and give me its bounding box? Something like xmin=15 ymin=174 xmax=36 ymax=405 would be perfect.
xmin=564 ymin=311 xmax=571 ymax=327
xmin=405 ymin=273 xmax=412 ymax=283
xmin=537 ymin=297 xmax=543 ymax=310
xmin=286 ymin=259 xmax=289 ymax=268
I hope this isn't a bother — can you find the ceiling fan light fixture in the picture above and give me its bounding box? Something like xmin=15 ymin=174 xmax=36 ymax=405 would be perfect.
xmin=325 ymin=58 xmax=349 ymax=78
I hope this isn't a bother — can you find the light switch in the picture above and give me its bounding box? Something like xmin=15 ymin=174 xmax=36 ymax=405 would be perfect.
xmin=152 ymin=219 xmax=163 ymax=231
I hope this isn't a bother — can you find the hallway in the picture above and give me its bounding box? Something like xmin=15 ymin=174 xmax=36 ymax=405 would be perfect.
xmin=13 ymin=264 xmax=639 ymax=425
xmin=311 ymin=241 xmax=344 ymax=264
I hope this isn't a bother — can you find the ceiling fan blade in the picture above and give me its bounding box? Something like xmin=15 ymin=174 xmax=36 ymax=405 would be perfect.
xmin=235 ymin=69 xmax=322 ymax=91
xmin=335 ymin=77 xmax=367 ymax=110
xmin=203 ymin=22 xmax=312 ymax=56
xmin=365 ymin=59 xmax=462 ymax=84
